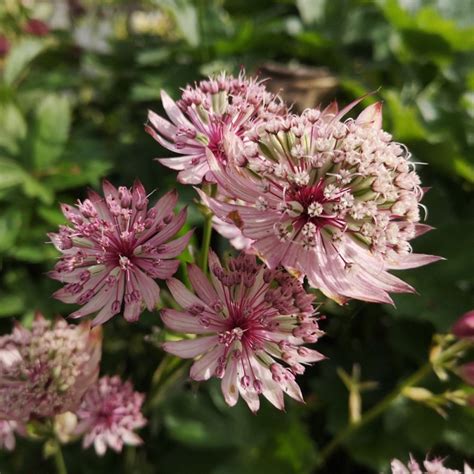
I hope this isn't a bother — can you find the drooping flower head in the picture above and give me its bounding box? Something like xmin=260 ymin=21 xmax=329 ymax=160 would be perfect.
xmin=145 ymin=71 xmax=287 ymax=184
xmin=200 ymin=101 xmax=441 ymax=304
xmin=76 ymin=376 xmax=146 ymax=456
xmin=391 ymin=455 xmax=473 ymax=474
xmin=0 ymin=420 xmax=18 ymax=451
xmin=0 ymin=314 xmax=101 ymax=422
xmin=49 ymin=180 xmax=192 ymax=325
xmin=161 ymin=251 xmax=324 ymax=412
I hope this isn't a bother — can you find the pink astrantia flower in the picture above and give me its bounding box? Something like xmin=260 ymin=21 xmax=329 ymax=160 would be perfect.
xmin=0 ymin=314 xmax=101 ymax=422
xmin=199 ymin=101 xmax=441 ymax=304
xmin=452 ymin=310 xmax=474 ymax=339
xmin=49 ymin=180 xmax=192 ymax=325
xmin=212 ymin=216 xmax=254 ymax=251
xmin=0 ymin=420 xmax=18 ymax=451
xmin=391 ymin=455 xmax=473 ymax=474
xmin=76 ymin=376 xmax=146 ymax=456
xmin=161 ymin=251 xmax=325 ymax=412
xmin=457 ymin=362 xmax=474 ymax=386
xmin=145 ymin=71 xmax=286 ymax=184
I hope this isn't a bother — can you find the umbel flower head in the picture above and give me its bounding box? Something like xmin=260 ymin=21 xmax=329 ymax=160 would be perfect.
xmin=76 ymin=376 xmax=146 ymax=456
xmin=145 ymin=71 xmax=286 ymax=184
xmin=49 ymin=180 xmax=192 ymax=325
xmin=391 ymin=455 xmax=473 ymax=474
xmin=161 ymin=251 xmax=325 ymax=412
xmin=0 ymin=313 xmax=101 ymax=422
xmin=200 ymin=101 xmax=441 ymax=304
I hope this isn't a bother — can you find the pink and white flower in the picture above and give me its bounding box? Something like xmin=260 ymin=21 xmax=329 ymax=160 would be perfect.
xmin=0 ymin=420 xmax=18 ymax=451
xmin=145 ymin=71 xmax=286 ymax=184
xmin=391 ymin=455 xmax=473 ymax=474
xmin=161 ymin=251 xmax=325 ymax=412
xmin=199 ymin=101 xmax=441 ymax=304
xmin=76 ymin=376 xmax=146 ymax=456
xmin=49 ymin=180 xmax=192 ymax=325
xmin=0 ymin=314 xmax=101 ymax=422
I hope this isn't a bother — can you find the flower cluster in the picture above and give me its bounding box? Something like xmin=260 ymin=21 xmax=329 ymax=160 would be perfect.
xmin=162 ymin=252 xmax=324 ymax=412
xmin=146 ymin=71 xmax=286 ymax=184
xmin=0 ymin=313 xmax=101 ymax=422
xmin=391 ymin=455 xmax=473 ymax=474
xmin=199 ymin=100 xmax=440 ymax=303
xmin=49 ymin=180 xmax=191 ymax=325
xmin=76 ymin=376 xmax=146 ymax=456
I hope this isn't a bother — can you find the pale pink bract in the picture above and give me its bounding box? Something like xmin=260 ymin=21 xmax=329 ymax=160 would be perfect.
xmin=145 ymin=71 xmax=286 ymax=184
xmin=49 ymin=180 xmax=192 ymax=325
xmin=0 ymin=420 xmax=18 ymax=451
xmin=76 ymin=375 xmax=146 ymax=456
xmin=0 ymin=314 xmax=101 ymax=422
xmin=391 ymin=455 xmax=473 ymax=474
xmin=161 ymin=251 xmax=325 ymax=412
xmin=199 ymin=101 xmax=441 ymax=304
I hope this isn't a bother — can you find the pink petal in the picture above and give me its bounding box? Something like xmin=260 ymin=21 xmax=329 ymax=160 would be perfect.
xmin=162 ymin=335 xmax=219 ymax=358
xmin=187 ymin=264 xmax=219 ymax=305
xmin=166 ymin=278 xmax=208 ymax=311
xmin=189 ymin=345 xmax=225 ymax=381
xmin=160 ymin=308 xmax=219 ymax=334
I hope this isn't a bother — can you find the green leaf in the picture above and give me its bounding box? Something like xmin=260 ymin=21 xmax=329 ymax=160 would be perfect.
xmin=0 ymin=157 xmax=26 ymax=191
xmin=0 ymin=102 xmax=27 ymax=155
xmin=3 ymin=39 xmax=46 ymax=86
xmin=31 ymin=94 xmax=71 ymax=170
xmin=0 ymin=293 xmax=24 ymax=316
xmin=0 ymin=206 xmax=22 ymax=252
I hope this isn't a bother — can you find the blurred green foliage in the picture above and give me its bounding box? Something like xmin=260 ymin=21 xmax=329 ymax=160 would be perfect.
xmin=0 ymin=0 xmax=473 ymax=473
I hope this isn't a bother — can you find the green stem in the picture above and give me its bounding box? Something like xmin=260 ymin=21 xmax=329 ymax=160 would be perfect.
xmin=200 ymin=212 xmax=213 ymax=274
xmin=53 ymin=442 xmax=68 ymax=474
xmin=317 ymin=339 xmax=470 ymax=466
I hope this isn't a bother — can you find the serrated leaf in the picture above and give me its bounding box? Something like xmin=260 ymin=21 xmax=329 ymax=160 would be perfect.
xmin=3 ymin=39 xmax=46 ymax=86
xmin=31 ymin=94 xmax=71 ymax=170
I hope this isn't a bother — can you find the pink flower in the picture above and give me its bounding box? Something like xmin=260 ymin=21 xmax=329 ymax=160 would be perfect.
xmin=457 ymin=362 xmax=474 ymax=386
xmin=199 ymin=101 xmax=441 ymax=304
xmin=0 ymin=420 xmax=18 ymax=451
xmin=24 ymin=19 xmax=50 ymax=36
xmin=145 ymin=72 xmax=286 ymax=184
xmin=49 ymin=180 xmax=192 ymax=325
xmin=0 ymin=314 xmax=101 ymax=422
xmin=161 ymin=251 xmax=325 ymax=412
xmin=452 ymin=310 xmax=474 ymax=339
xmin=76 ymin=376 xmax=146 ymax=456
xmin=212 ymin=216 xmax=254 ymax=251
xmin=0 ymin=35 xmax=10 ymax=58
xmin=391 ymin=455 xmax=472 ymax=474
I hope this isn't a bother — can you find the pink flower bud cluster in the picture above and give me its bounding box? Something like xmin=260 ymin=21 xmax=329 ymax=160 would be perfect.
xmin=199 ymin=98 xmax=441 ymax=303
xmin=145 ymin=71 xmax=287 ymax=184
xmin=0 ymin=314 xmax=101 ymax=422
xmin=49 ymin=180 xmax=191 ymax=325
xmin=161 ymin=251 xmax=325 ymax=412
xmin=76 ymin=376 xmax=146 ymax=456
xmin=391 ymin=455 xmax=473 ymax=474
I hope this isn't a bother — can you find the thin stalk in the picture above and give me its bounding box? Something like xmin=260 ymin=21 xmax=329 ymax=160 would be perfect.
xmin=200 ymin=212 xmax=213 ymax=274
xmin=317 ymin=339 xmax=470 ymax=466
xmin=53 ymin=442 xmax=68 ymax=474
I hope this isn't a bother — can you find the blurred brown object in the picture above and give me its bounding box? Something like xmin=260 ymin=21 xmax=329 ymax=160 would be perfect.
xmin=259 ymin=62 xmax=338 ymax=112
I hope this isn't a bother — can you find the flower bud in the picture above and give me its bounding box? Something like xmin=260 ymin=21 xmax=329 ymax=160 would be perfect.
xmin=452 ymin=310 xmax=474 ymax=339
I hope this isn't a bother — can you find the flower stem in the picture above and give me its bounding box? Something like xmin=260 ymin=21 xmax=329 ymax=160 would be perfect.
xmin=200 ymin=212 xmax=213 ymax=274
xmin=53 ymin=442 xmax=68 ymax=474
xmin=317 ymin=339 xmax=470 ymax=466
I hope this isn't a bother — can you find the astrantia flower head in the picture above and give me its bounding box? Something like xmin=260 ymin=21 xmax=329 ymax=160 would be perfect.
xmin=200 ymin=101 xmax=441 ymax=304
xmin=391 ymin=455 xmax=473 ymax=474
xmin=0 ymin=314 xmax=101 ymax=422
xmin=76 ymin=376 xmax=146 ymax=456
xmin=49 ymin=180 xmax=192 ymax=325
xmin=145 ymin=71 xmax=286 ymax=184
xmin=452 ymin=310 xmax=474 ymax=340
xmin=161 ymin=251 xmax=325 ymax=412
xmin=0 ymin=420 xmax=18 ymax=451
